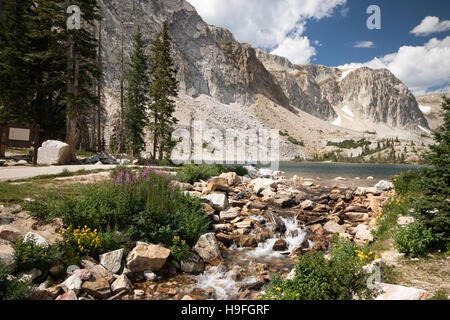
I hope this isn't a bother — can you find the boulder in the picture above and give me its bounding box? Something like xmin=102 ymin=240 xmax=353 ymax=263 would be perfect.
xmin=201 ymin=193 xmax=229 ymax=211
xmin=376 ymin=283 xmax=432 ymax=300
xmin=81 ymin=276 xmax=111 ymax=299
xmin=261 ymin=188 xmax=275 ymax=199
xmin=375 ymin=180 xmax=394 ymax=191
xmin=235 ymin=219 xmax=253 ymax=229
xmin=180 ymin=252 xmax=205 ymax=274
xmin=37 ymin=140 xmax=71 ymax=165
xmin=252 ymin=178 xmax=277 ymax=194
xmin=0 ymin=225 xmax=22 ymax=243
xmin=235 ymin=235 xmax=257 ymax=248
xmin=193 ymin=233 xmax=222 ymax=265
xmin=111 ymin=274 xmax=131 ymax=294
xmin=272 ymin=239 xmax=288 ymax=251
xmin=99 ymin=248 xmax=124 ymax=274
xmin=219 ymin=207 xmax=239 ymax=221
xmin=219 ymin=172 xmax=242 ymax=186
xmin=206 ymin=177 xmax=231 ymax=193
xmin=344 ymin=212 xmax=370 ymax=222
xmin=80 ymin=256 xmax=115 ymax=284
xmin=323 ymin=221 xmax=346 ymax=234
xmin=354 ymin=225 xmax=374 ymax=244
xmin=300 ymin=200 xmax=316 ymax=211
xmin=271 ymin=193 xmax=295 ymax=208
xmin=0 ymin=244 xmax=16 ymax=268
xmin=62 ymin=273 xmax=83 ymax=294
xmin=126 ymin=244 xmax=171 ymax=273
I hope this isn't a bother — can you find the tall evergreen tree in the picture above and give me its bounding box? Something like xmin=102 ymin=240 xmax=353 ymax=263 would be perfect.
xmin=63 ymin=0 xmax=101 ymax=158
xmin=124 ymin=26 xmax=150 ymax=157
xmin=0 ymin=0 xmax=67 ymax=140
xmin=149 ymin=21 xmax=179 ymax=161
xmin=416 ymin=94 xmax=450 ymax=251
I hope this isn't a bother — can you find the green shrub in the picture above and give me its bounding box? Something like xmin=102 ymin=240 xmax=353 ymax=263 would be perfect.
xmin=21 ymin=200 xmax=54 ymax=221
xmin=14 ymin=238 xmax=59 ymax=273
xmin=176 ymin=164 xmax=247 ymax=184
xmin=262 ymin=237 xmax=379 ymax=300
xmin=25 ymin=167 xmax=211 ymax=254
xmin=170 ymin=235 xmax=190 ymax=261
xmin=287 ymin=136 xmax=304 ymax=146
xmin=372 ymin=198 xmax=409 ymax=241
xmin=429 ymin=290 xmax=449 ymax=300
xmin=392 ymin=171 xmax=422 ymax=196
xmin=0 ymin=264 xmax=33 ymax=300
xmin=394 ymin=222 xmax=434 ymax=257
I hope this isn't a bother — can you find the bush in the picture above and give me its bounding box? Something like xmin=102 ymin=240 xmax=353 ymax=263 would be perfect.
xmin=14 ymin=238 xmax=59 ymax=273
xmin=0 ymin=264 xmax=33 ymax=300
xmin=170 ymin=235 xmax=190 ymax=261
xmin=262 ymin=237 xmax=379 ymax=300
xmin=394 ymin=222 xmax=434 ymax=257
xmin=176 ymin=164 xmax=248 ymax=185
xmin=26 ymin=167 xmax=211 ymax=254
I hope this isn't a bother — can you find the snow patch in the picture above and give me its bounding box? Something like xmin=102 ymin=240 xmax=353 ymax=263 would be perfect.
xmin=418 ymin=125 xmax=431 ymax=134
xmin=419 ymin=105 xmax=431 ymax=114
xmin=342 ymin=105 xmax=355 ymax=118
xmin=340 ymin=68 xmax=357 ymax=81
xmin=332 ymin=115 xmax=342 ymax=126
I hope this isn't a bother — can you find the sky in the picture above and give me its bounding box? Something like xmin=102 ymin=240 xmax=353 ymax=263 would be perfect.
xmin=187 ymin=0 xmax=450 ymax=95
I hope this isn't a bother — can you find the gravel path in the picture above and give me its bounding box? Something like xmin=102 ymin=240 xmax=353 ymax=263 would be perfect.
xmin=0 ymin=164 xmax=117 ymax=182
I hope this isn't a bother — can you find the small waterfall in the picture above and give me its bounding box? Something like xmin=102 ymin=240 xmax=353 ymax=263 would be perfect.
xmin=246 ymin=216 xmax=307 ymax=259
xmin=191 ymin=266 xmax=258 ymax=300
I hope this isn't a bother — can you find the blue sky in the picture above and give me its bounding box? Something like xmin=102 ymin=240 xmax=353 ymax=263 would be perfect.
xmin=188 ymin=0 xmax=450 ymax=95
xmin=306 ymin=0 xmax=450 ymax=66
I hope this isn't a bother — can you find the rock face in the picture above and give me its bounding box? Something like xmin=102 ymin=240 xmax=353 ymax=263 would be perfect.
xmin=97 ymin=0 xmax=430 ymax=150
xmin=37 ymin=140 xmax=71 ymax=165
xmin=126 ymin=244 xmax=171 ymax=272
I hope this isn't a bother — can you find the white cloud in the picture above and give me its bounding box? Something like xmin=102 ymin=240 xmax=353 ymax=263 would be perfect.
xmin=271 ymin=35 xmax=317 ymax=64
xmin=353 ymin=41 xmax=375 ymax=48
xmin=339 ymin=36 xmax=450 ymax=95
xmin=187 ymin=0 xmax=346 ymax=63
xmin=411 ymin=16 xmax=450 ymax=36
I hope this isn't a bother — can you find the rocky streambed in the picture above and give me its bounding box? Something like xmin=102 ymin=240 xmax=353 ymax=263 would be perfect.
xmin=0 ymin=167 xmax=393 ymax=300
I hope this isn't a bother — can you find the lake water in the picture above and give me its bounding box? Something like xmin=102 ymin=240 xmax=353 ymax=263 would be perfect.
xmin=277 ymin=162 xmax=426 ymax=181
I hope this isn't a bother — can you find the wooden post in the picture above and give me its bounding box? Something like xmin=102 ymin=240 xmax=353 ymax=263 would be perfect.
xmin=33 ymin=125 xmax=40 ymax=166
xmin=0 ymin=125 xmax=6 ymax=158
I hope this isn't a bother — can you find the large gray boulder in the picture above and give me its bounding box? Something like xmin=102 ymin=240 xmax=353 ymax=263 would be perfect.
xmin=99 ymin=248 xmax=124 ymax=274
xmin=193 ymin=233 xmax=222 ymax=265
xmin=37 ymin=140 xmax=71 ymax=165
xmin=126 ymin=244 xmax=171 ymax=272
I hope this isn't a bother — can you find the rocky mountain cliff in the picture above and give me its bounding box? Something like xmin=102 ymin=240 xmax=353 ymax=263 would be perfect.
xmin=98 ymin=0 xmax=431 ymax=159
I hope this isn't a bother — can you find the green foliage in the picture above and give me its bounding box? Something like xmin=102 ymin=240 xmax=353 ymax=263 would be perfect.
xmin=428 ymin=290 xmax=449 ymax=300
xmin=25 ymin=167 xmax=211 ymax=251
xmin=170 ymin=235 xmax=190 ymax=261
xmin=372 ymin=197 xmax=409 ymax=241
xmin=327 ymin=139 xmax=371 ymax=149
xmin=14 ymin=238 xmax=59 ymax=273
xmin=176 ymin=164 xmax=248 ymax=185
xmin=149 ymin=21 xmax=179 ymax=160
xmin=287 ymin=136 xmax=304 ymax=146
xmin=262 ymin=237 xmax=379 ymax=300
xmin=124 ymin=26 xmax=151 ymax=157
xmin=0 ymin=264 xmax=33 ymax=300
xmin=394 ymin=222 xmax=434 ymax=257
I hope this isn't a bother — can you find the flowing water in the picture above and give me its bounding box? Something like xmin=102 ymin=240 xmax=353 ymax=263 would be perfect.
xmin=190 ymin=215 xmax=306 ymax=300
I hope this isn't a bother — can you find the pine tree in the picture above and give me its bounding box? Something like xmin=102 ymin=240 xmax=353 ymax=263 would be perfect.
xmin=0 ymin=0 xmax=67 ymax=140
xmin=124 ymin=26 xmax=150 ymax=157
xmin=63 ymin=0 xmax=101 ymax=158
xmin=416 ymin=95 xmax=450 ymax=250
xmin=149 ymin=21 xmax=179 ymax=161
xmin=0 ymin=0 xmax=34 ymax=124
